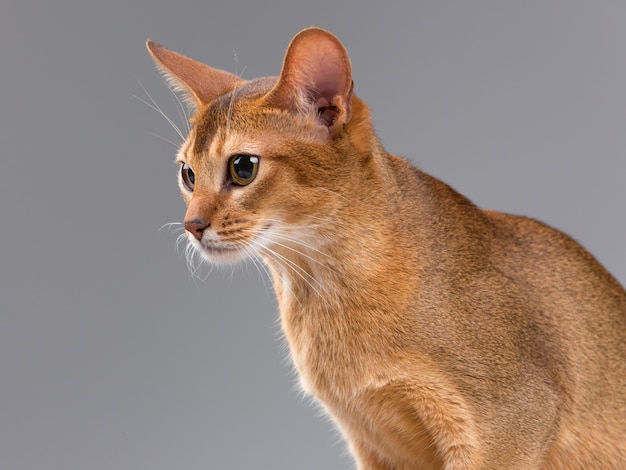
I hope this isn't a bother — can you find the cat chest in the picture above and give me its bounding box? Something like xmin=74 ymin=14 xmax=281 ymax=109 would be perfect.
xmin=280 ymin=322 xmax=374 ymax=405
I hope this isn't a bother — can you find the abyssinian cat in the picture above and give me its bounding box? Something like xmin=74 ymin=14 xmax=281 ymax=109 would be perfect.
xmin=147 ymin=27 xmax=626 ymax=469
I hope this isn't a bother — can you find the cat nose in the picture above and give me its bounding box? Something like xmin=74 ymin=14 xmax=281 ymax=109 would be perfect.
xmin=185 ymin=218 xmax=210 ymax=241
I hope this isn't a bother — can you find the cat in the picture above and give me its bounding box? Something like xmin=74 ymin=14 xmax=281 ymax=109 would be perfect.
xmin=146 ymin=27 xmax=626 ymax=469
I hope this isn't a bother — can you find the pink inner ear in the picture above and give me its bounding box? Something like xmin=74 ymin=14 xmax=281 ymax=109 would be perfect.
xmin=310 ymin=57 xmax=352 ymax=127
xmin=294 ymin=41 xmax=349 ymax=100
xmin=317 ymin=60 xmax=347 ymax=95
xmin=268 ymin=28 xmax=353 ymax=127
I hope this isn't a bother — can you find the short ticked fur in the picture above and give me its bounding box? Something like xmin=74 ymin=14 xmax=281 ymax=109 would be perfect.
xmin=147 ymin=28 xmax=626 ymax=469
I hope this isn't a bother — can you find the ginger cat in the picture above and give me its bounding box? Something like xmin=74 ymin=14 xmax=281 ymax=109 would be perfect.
xmin=147 ymin=28 xmax=626 ymax=469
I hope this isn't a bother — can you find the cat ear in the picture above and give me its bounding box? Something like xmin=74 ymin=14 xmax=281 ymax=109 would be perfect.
xmin=146 ymin=40 xmax=243 ymax=108
xmin=267 ymin=27 xmax=353 ymax=132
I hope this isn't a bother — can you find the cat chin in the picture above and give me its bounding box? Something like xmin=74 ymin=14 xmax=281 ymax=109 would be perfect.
xmin=193 ymin=242 xmax=250 ymax=266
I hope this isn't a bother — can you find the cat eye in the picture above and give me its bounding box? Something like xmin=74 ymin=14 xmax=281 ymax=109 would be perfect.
xmin=180 ymin=163 xmax=195 ymax=191
xmin=229 ymin=154 xmax=259 ymax=186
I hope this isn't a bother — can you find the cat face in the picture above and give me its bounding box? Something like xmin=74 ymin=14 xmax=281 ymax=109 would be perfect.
xmin=148 ymin=28 xmax=355 ymax=266
xmin=177 ymin=80 xmax=346 ymax=265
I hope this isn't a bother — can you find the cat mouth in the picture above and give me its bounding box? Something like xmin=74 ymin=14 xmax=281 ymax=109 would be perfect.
xmin=188 ymin=223 xmax=272 ymax=265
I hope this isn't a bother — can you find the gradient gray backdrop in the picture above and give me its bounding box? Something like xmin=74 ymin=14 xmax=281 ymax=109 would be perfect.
xmin=2 ymin=1 xmax=625 ymax=469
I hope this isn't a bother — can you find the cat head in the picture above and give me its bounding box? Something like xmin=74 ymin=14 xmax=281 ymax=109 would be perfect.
xmin=147 ymin=28 xmax=371 ymax=266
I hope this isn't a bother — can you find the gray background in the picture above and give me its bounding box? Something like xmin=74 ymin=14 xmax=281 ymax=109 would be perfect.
xmin=2 ymin=1 xmax=625 ymax=469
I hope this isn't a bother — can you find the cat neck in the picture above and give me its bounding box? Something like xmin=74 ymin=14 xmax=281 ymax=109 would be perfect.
xmin=260 ymin=156 xmax=427 ymax=400
xmin=261 ymin=139 xmax=424 ymax=338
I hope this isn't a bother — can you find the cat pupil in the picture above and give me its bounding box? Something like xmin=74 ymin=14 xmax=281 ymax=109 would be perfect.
xmin=230 ymin=154 xmax=259 ymax=185
xmin=233 ymin=155 xmax=255 ymax=179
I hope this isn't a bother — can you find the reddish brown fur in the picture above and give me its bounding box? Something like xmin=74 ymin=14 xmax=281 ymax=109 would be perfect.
xmin=147 ymin=28 xmax=626 ymax=469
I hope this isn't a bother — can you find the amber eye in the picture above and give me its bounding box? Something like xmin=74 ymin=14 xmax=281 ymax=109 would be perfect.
xmin=229 ymin=154 xmax=259 ymax=186
xmin=180 ymin=163 xmax=195 ymax=191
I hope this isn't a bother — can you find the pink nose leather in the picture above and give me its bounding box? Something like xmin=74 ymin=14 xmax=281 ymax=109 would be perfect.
xmin=184 ymin=218 xmax=209 ymax=241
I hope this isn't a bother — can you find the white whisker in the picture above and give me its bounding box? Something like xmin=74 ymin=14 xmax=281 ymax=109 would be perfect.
xmin=253 ymin=233 xmax=337 ymax=274
xmin=237 ymin=224 xmax=328 ymax=262
xmin=134 ymin=78 xmax=185 ymax=141
xmin=262 ymin=231 xmax=335 ymax=261
xmin=242 ymin=218 xmax=341 ymax=265
xmin=175 ymin=232 xmax=188 ymax=255
xmin=247 ymin=240 xmax=305 ymax=310
xmin=147 ymin=132 xmax=181 ymax=149
xmin=167 ymin=79 xmax=191 ymax=135
xmin=159 ymin=222 xmax=184 ymax=232
xmin=257 ymin=244 xmax=334 ymax=310
xmin=133 ymin=93 xmax=185 ymax=141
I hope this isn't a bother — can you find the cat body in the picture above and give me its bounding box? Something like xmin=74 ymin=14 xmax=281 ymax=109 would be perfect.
xmin=147 ymin=28 xmax=626 ymax=469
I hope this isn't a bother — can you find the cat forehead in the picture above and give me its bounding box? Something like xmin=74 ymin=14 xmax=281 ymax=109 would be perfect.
xmin=188 ymin=77 xmax=276 ymax=152
xmin=232 ymin=76 xmax=278 ymax=97
xmin=187 ymin=77 xmax=324 ymax=158
xmin=203 ymin=75 xmax=278 ymax=122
